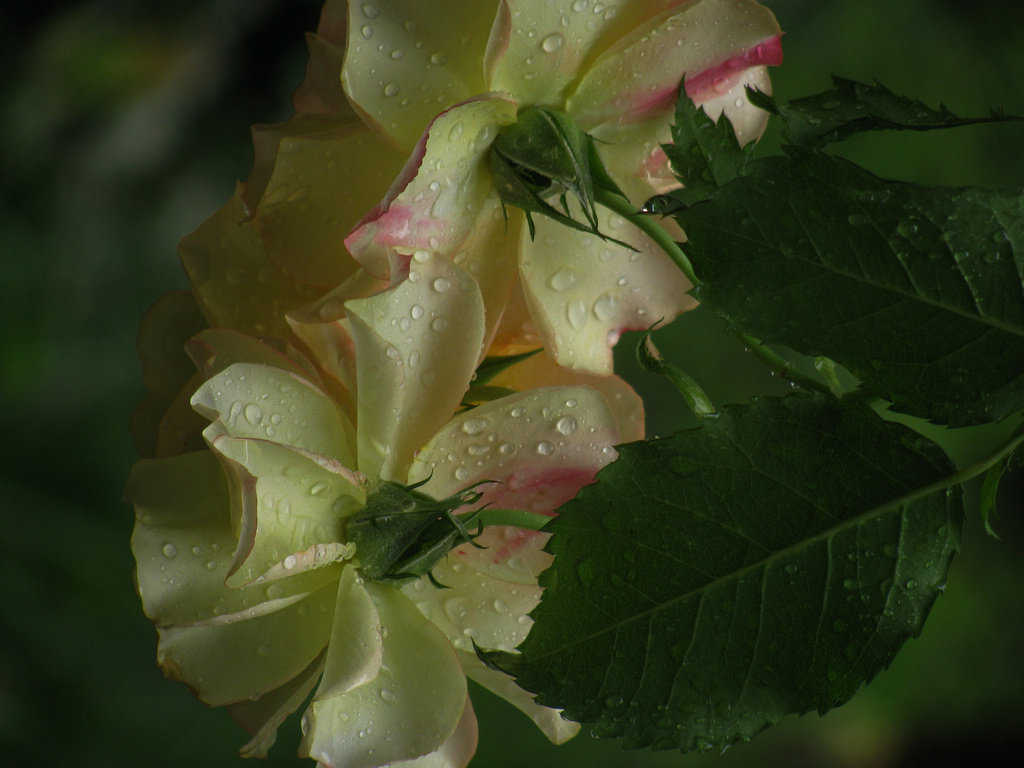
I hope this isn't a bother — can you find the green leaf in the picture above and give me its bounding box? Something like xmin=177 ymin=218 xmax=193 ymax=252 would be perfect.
xmin=747 ymin=76 xmax=1022 ymax=149
xmin=675 ymin=148 xmax=1024 ymax=426
xmin=488 ymin=395 xmax=962 ymax=752
xmin=659 ymin=86 xmax=753 ymax=208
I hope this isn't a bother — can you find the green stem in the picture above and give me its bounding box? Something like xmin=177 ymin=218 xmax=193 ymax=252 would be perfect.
xmin=596 ymin=188 xmax=834 ymax=398
xmin=470 ymin=508 xmax=554 ymax=532
xmin=594 ymin=188 xmax=699 ymax=286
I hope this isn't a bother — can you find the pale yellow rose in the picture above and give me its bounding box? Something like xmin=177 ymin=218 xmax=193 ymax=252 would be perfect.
xmin=127 ymin=252 xmax=643 ymax=767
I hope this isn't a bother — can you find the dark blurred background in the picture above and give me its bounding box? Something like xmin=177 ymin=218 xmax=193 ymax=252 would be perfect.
xmin=2 ymin=1 xmax=1022 ymax=765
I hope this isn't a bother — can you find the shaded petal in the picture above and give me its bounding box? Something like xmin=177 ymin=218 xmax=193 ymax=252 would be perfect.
xmin=488 ymin=277 xmax=543 ymax=356
xmin=230 ymin=650 xmax=327 ymax=758
xmin=130 ymin=291 xmax=208 ymax=458
xmin=127 ymin=451 xmax=306 ymax=627
xmin=292 ymin=0 xmax=355 ymax=117
xmin=302 ymin=583 xmax=468 ymax=768
xmin=342 ymin=0 xmax=496 ymax=150
xmin=179 ymin=187 xmax=322 ymax=338
xmin=484 ymin=0 xmax=683 ymax=108
xmin=186 ymin=327 xmax=322 ymax=385
xmin=489 ymin=351 xmax=644 ymax=442
xmin=317 ymin=565 xmax=383 ymax=699
xmin=253 ymin=120 xmax=409 ymax=288
xmin=345 ymin=95 xmax=518 ymax=280
xmin=345 ymin=254 xmax=485 ymax=481
xmin=520 ymin=201 xmax=694 ymax=374
xmin=566 ymin=0 xmax=781 ymax=130
xmin=410 ymin=385 xmax=619 ymax=584
xmin=193 ymin=362 xmax=356 ymax=465
xmin=157 ymin=581 xmax=337 ymax=707
xmin=375 ymin=698 xmax=477 ymax=768
xmin=459 ymin=652 xmax=579 ymax=745
xmin=207 ymin=431 xmax=364 ymax=588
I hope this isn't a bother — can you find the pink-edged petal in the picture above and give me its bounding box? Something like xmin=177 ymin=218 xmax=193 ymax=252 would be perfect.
xmin=341 ymin=0 xmax=497 ymax=150
xmin=484 ymin=0 xmax=682 ymax=108
xmin=317 ymin=564 xmax=383 ymax=699
xmin=566 ymin=0 xmax=781 ymax=130
xmin=459 ymin=652 xmax=579 ymax=745
xmin=401 ymin=557 xmax=539 ymax=654
xmin=207 ymin=430 xmax=364 ymax=588
xmin=689 ymin=62 xmax=774 ymax=147
xmin=489 ymin=350 xmax=645 ymax=442
xmin=231 ymin=650 xmax=327 ymax=758
xmin=130 ymin=290 xmax=208 ymax=458
xmin=192 ymin=362 xmax=356 ymax=465
xmin=253 ymin=120 xmax=409 ymax=288
xmin=344 ymin=253 xmax=485 ymax=481
xmin=179 ymin=187 xmax=322 ymax=338
xmin=302 ymin=583 xmax=469 ymax=768
xmin=156 ymin=581 xmax=338 ymax=707
xmin=410 ymin=385 xmax=619 ymax=584
xmin=345 ymin=95 xmax=518 ymax=280
xmin=520 ymin=201 xmax=695 ymax=374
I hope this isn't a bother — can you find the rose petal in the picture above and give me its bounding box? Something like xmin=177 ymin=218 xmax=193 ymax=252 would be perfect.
xmin=186 ymin=327 xmax=320 ymax=384
xmin=292 ymin=0 xmax=354 ymax=117
xmin=489 ymin=350 xmax=645 ymax=442
xmin=488 ymin=277 xmax=543 ymax=356
xmin=484 ymin=0 xmax=685 ymax=109
xmin=207 ymin=431 xmax=364 ymax=588
xmin=341 ymin=0 xmax=496 ymax=150
xmin=192 ymin=362 xmax=356 ymax=466
xmin=317 ymin=564 xmax=384 ymax=699
xmin=519 ymin=200 xmax=694 ymax=374
xmin=254 ymin=120 xmax=408 ymax=288
xmin=127 ymin=451 xmax=307 ymax=627
xmin=689 ymin=62 xmax=775 ymax=148
xmin=230 ymin=650 xmax=327 ymax=758
xmin=459 ymin=653 xmax=580 ymax=745
xmin=302 ymin=583 xmax=468 ymax=768
xmin=566 ymin=0 xmax=781 ymax=130
xmin=344 ymin=253 xmax=485 ymax=481
xmin=375 ymin=697 xmax=477 ymax=768
xmin=130 ymin=291 xmax=209 ymax=458
xmin=410 ymin=385 xmax=619 ymax=584
xmin=345 ymin=95 xmax=518 ymax=280
xmin=156 ymin=581 xmax=337 ymax=707
xmin=178 ymin=188 xmax=321 ymax=338
xmin=401 ymin=557 xmax=539 ymax=654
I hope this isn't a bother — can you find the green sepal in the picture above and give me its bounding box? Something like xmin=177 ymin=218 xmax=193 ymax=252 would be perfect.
xmin=472 ymin=349 xmax=541 ymax=387
xmin=490 ymin=107 xmax=634 ymax=247
xmin=346 ymin=480 xmax=488 ymax=582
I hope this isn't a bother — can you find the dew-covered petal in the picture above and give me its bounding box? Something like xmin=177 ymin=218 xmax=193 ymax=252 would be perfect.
xmin=230 ymin=650 xmax=327 ymax=758
xmin=689 ymin=62 xmax=774 ymax=148
xmin=488 ymin=350 xmax=644 ymax=442
xmin=520 ymin=201 xmax=694 ymax=374
xmin=345 ymin=95 xmax=517 ymax=280
xmin=128 ymin=451 xmax=285 ymax=627
xmin=341 ymin=0 xmax=497 ymax=150
xmin=192 ymin=362 xmax=355 ymax=465
xmin=373 ymin=698 xmax=477 ymax=768
xmin=179 ymin=188 xmax=322 ymax=338
xmin=459 ymin=652 xmax=579 ymax=745
xmin=566 ymin=0 xmax=781 ymax=130
xmin=401 ymin=556 xmax=539 ymax=654
xmin=317 ymin=564 xmax=383 ymax=699
xmin=410 ymin=385 xmax=619 ymax=584
xmin=253 ymin=120 xmax=409 ymax=288
xmin=130 ymin=291 xmax=209 ymax=459
xmin=302 ymin=582 xmax=468 ymax=768
xmin=484 ymin=0 xmax=680 ymax=108
xmin=156 ymin=581 xmax=338 ymax=707
xmin=207 ymin=431 xmax=364 ymax=588
xmin=345 ymin=254 xmax=485 ymax=481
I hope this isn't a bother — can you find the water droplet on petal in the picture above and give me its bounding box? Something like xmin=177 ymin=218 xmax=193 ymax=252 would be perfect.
xmin=283 ymin=555 xmax=298 ymax=570
xmin=548 ymin=268 xmax=577 ymax=291
xmin=462 ymin=417 xmax=488 ymax=435
xmin=380 ymin=688 xmax=395 ymax=703
xmin=162 ymin=543 xmax=178 ymax=559
xmin=593 ymin=293 xmax=618 ymax=321
xmin=556 ymin=416 xmax=578 ymax=435
xmin=567 ymin=300 xmax=588 ymax=330
xmin=541 ymin=33 xmax=564 ymax=53
xmin=383 ymin=82 xmax=400 ymax=97
xmin=430 ymin=51 xmax=448 ymax=66
xmin=537 ymin=441 xmax=555 ymax=456
xmin=361 ymin=25 xmax=374 ymax=39
xmin=244 ymin=403 xmax=263 ymax=426
xmin=432 ymin=277 xmax=451 ymax=293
